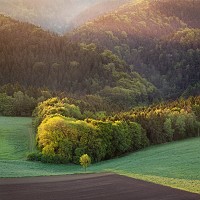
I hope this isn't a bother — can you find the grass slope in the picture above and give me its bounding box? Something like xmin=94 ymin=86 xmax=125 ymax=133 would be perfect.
xmin=0 ymin=117 xmax=34 ymax=160
xmin=0 ymin=117 xmax=199 ymax=194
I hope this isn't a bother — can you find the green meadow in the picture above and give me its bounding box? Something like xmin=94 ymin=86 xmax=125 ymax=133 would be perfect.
xmin=0 ymin=117 xmax=199 ymax=194
xmin=0 ymin=117 xmax=35 ymax=160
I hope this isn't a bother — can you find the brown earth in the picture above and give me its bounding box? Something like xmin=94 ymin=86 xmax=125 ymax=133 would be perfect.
xmin=0 ymin=173 xmax=199 ymax=200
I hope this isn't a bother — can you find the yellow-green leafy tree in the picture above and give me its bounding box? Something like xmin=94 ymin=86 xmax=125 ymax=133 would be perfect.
xmin=80 ymin=154 xmax=91 ymax=172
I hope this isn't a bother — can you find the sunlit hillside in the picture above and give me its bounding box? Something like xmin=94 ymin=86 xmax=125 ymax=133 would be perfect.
xmin=71 ymin=0 xmax=200 ymax=99
xmin=69 ymin=0 xmax=130 ymax=30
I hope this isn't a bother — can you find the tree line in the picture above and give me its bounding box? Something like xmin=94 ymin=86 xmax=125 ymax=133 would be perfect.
xmin=28 ymin=96 xmax=200 ymax=164
xmin=113 ymin=96 xmax=200 ymax=144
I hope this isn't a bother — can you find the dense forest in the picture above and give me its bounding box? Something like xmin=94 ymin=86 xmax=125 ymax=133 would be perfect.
xmin=0 ymin=14 xmax=158 ymax=114
xmin=71 ymin=0 xmax=200 ymax=99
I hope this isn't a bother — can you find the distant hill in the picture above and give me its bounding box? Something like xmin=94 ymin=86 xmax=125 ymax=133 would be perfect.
xmin=0 ymin=0 xmax=130 ymax=34
xmin=70 ymin=0 xmax=200 ymax=99
xmin=0 ymin=15 xmax=158 ymax=109
xmin=71 ymin=0 xmax=200 ymax=47
xmin=0 ymin=0 xmax=105 ymax=33
xmin=69 ymin=0 xmax=130 ymax=31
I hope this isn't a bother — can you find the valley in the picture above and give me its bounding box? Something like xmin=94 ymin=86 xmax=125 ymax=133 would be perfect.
xmin=0 ymin=0 xmax=200 ymax=198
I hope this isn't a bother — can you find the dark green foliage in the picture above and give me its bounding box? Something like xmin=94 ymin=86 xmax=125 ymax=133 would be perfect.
xmin=116 ymin=96 xmax=200 ymax=144
xmin=71 ymin=0 xmax=200 ymax=100
xmin=134 ymin=28 xmax=200 ymax=99
xmin=128 ymin=122 xmax=149 ymax=150
xmin=192 ymin=104 xmax=200 ymax=121
xmin=0 ymin=93 xmax=14 ymax=116
xmin=40 ymin=154 xmax=70 ymax=164
xmin=163 ymin=118 xmax=174 ymax=142
xmin=0 ymin=91 xmax=36 ymax=116
xmin=0 ymin=14 xmax=157 ymax=109
xmin=73 ymin=147 xmax=86 ymax=164
xmin=182 ymin=83 xmax=200 ymax=98
xmin=27 ymin=152 xmax=42 ymax=162
xmin=92 ymin=120 xmax=133 ymax=159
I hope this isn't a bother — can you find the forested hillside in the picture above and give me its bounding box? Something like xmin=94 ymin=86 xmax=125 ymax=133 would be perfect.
xmin=0 ymin=0 xmax=200 ymax=115
xmin=71 ymin=0 xmax=200 ymax=99
xmin=0 ymin=14 xmax=158 ymax=114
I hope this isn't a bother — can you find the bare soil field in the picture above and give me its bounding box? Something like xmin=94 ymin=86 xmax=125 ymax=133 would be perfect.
xmin=0 ymin=173 xmax=199 ymax=200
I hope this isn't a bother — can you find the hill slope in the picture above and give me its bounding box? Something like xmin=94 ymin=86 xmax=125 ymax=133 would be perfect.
xmin=0 ymin=0 xmax=108 ymax=33
xmin=69 ymin=0 xmax=130 ymax=31
xmin=72 ymin=0 xmax=200 ymax=44
xmin=1 ymin=0 xmax=199 ymax=104
xmin=0 ymin=15 xmax=158 ymax=109
xmin=71 ymin=0 xmax=200 ymax=99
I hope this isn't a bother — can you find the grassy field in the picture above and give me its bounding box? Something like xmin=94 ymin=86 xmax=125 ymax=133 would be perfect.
xmin=0 ymin=117 xmax=199 ymax=194
xmin=0 ymin=117 xmax=34 ymax=160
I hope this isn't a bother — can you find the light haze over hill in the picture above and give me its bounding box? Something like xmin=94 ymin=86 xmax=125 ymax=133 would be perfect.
xmin=0 ymin=0 xmax=128 ymax=34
